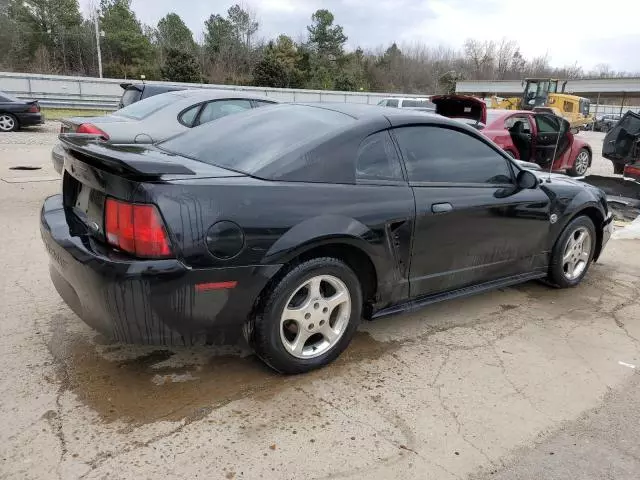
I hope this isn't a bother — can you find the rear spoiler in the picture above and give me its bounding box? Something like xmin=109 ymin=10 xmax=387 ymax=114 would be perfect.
xmin=59 ymin=134 xmax=195 ymax=178
xmin=119 ymin=82 xmax=142 ymax=91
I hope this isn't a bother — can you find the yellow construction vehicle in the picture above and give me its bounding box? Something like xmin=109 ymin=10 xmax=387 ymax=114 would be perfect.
xmin=490 ymin=78 xmax=592 ymax=129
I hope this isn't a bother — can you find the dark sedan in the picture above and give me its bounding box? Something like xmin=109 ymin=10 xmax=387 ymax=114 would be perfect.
xmin=0 ymin=90 xmax=44 ymax=132
xmin=41 ymin=103 xmax=613 ymax=373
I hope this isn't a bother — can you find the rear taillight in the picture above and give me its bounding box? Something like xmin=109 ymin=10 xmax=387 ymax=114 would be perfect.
xmin=105 ymin=198 xmax=172 ymax=258
xmin=77 ymin=123 xmax=110 ymax=140
xmin=624 ymin=164 xmax=640 ymax=176
xmin=28 ymin=103 xmax=40 ymax=113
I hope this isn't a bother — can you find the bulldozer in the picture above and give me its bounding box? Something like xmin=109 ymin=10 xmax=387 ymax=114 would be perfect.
xmin=488 ymin=78 xmax=592 ymax=129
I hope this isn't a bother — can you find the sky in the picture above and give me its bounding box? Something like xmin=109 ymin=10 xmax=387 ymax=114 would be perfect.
xmin=81 ymin=0 xmax=640 ymax=72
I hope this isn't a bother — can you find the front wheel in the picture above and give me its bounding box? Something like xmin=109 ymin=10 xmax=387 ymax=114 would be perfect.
xmin=0 ymin=113 xmax=18 ymax=132
xmin=567 ymin=148 xmax=590 ymax=177
xmin=548 ymin=216 xmax=596 ymax=288
xmin=252 ymin=257 xmax=362 ymax=374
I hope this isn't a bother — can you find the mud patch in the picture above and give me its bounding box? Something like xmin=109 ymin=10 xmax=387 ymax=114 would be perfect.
xmin=49 ymin=326 xmax=396 ymax=425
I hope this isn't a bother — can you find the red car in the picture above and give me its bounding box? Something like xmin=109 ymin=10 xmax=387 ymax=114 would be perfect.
xmin=432 ymin=95 xmax=592 ymax=177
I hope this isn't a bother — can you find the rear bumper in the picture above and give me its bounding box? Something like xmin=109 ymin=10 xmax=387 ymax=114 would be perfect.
xmin=52 ymin=143 xmax=64 ymax=174
xmin=40 ymin=194 xmax=281 ymax=345
xmin=17 ymin=112 xmax=44 ymax=127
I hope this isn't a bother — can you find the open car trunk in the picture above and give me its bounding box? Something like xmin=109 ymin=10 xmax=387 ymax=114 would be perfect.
xmin=432 ymin=95 xmax=487 ymax=126
xmin=603 ymin=110 xmax=640 ymax=165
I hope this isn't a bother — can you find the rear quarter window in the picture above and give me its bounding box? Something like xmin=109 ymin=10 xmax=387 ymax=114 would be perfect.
xmin=158 ymin=104 xmax=356 ymax=182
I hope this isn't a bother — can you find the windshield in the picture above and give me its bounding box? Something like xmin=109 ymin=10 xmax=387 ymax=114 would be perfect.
xmin=158 ymin=104 xmax=355 ymax=176
xmin=114 ymin=91 xmax=182 ymax=120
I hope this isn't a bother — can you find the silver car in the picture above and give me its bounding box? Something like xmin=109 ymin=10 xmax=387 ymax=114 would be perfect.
xmin=52 ymin=89 xmax=278 ymax=173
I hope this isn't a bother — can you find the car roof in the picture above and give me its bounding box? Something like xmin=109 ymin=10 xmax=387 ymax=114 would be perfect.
xmin=171 ymin=88 xmax=278 ymax=102
xmin=299 ymin=102 xmax=475 ymax=129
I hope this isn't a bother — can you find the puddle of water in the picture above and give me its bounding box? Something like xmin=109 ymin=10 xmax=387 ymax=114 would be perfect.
xmin=49 ymin=323 xmax=395 ymax=425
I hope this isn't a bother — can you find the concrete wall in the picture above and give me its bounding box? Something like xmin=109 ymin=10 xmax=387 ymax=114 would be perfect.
xmin=0 ymin=71 xmax=427 ymax=110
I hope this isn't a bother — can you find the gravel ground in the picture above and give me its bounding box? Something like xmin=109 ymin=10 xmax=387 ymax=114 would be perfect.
xmin=1 ymin=123 xmax=640 ymax=480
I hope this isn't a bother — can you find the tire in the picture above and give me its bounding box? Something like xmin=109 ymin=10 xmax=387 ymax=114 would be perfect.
xmin=252 ymin=257 xmax=362 ymax=374
xmin=0 ymin=113 xmax=18 ymax=132
xmin=613 ymin=163 xmax=625 ymax=175
xmin=566 ymin=148 xmax=590 ymax=177
xmin=547 ymin=216 xmax=596 ymax=288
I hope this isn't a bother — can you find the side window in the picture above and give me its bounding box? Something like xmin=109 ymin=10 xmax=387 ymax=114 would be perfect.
xmin=197 ymin=99 xmax=252 ymax=125
xmin=355 ymin=131 xmax=403 ymax=182
xmin=179 ymin=104 xmax=201 ymax=127
xmin=393 ymin=126 xmax=513 ymax=185
xmin=386 ymin=99 xmax=399 ymax=108
xmin=504 ymin=116 xmax=531 ymax=132
xmin=535 ymin=115 xmax=560 ymax=133
xmin=377 ymin=99 xmax=388 ymax=106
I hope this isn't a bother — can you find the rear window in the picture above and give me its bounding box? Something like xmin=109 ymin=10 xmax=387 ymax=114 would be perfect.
xmin=158 ymin=104 xmax=355 ymax=177
xmin=120 ymin=88 xmax=142 ymax=107
xmin=0 ymin=91 xmax=21 ymax=102
xmin=114 ymin=92 xmax=181 ymax=120
xmin=402 ymin=99 xmax=433 ymax=108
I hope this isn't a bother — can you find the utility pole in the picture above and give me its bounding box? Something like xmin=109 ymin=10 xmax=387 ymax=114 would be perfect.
xmin=94 ymin=10 xmax=103 ymax=78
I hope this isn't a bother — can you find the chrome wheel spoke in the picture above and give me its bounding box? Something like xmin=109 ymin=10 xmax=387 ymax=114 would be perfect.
xmin=290 ymin=329 xmax=313 ymax=356
xmin=326 ymin=290 xmax=348 ymax=312
xmin=320 ymin=323 xmax=339 ymax=343
xmin=307 ymin=277 xmax=322 ymax=299
xmin=283 ymin=306 xmax=307 ymax=323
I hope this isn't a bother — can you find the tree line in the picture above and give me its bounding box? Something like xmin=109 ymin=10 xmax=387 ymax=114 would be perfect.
xmin=0 ymin=0 xmax=636 ymax=95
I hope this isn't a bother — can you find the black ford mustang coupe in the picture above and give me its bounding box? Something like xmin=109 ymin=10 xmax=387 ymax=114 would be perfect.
xmin=41 ymin=103 xmax=613 ymax=373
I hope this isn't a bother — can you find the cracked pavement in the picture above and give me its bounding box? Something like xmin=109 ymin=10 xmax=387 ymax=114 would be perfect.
xmin=1 ymin=125 xmax=640 ymax=479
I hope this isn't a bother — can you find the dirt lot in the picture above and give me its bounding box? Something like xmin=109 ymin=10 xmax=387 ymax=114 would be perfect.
xmin=1 ymin=125 xmax=640 ymax=480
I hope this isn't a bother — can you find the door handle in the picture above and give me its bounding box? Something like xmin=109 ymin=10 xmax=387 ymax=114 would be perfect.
xmin=431 ymin=202 xmax=453 ymax=214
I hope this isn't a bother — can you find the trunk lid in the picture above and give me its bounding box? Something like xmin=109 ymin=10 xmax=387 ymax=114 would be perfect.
xmin=432 ymin=95 xmax=487 ymax=125
xmin=59 ymin=135 xmax=245 ymax=244
xmin=60 ymin=115 xmax=131 ymax=134
xmin=603 ymin=110 xmax=640 ymax=164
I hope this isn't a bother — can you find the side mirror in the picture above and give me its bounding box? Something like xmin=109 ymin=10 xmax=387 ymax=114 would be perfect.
xmin=517 ymin=169 xmax=539 ymax=189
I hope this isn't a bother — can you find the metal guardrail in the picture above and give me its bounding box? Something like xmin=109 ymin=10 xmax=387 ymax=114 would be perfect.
xmin=0 ymin=71 xmax=429 ymax=111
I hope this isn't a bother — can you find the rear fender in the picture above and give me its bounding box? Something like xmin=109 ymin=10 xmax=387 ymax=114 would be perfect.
xmin=264 ymin=215 xmax=378 ymax=266
xmin=263 ymin=214 xmax=405 ymax=303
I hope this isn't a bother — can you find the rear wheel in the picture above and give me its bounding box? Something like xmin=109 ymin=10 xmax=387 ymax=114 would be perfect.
xmin=0 ymin=113 xmax=18 ymax=132
xmin=252 ymin=257 xmax=362 ymax=374
xmin=548 ymin=216 xmax=596 ymax=288
xmin=567 ymin=148 xmax=590 ymax=177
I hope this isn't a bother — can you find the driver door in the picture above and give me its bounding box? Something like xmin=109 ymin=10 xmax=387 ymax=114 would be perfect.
xmin=531 ymin=114 xmax=571 ymax=169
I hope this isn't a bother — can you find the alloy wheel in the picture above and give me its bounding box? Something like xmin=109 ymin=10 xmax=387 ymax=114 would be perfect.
xmin=574 ymin=151 xmax=590 ymax=176
xmin=0 ymin=114 xmax=15 ymax=132
xmin=279 ymin=274 xmax=351 ymax=359
xmin=562 ymin=226 xmax=592 ymax=280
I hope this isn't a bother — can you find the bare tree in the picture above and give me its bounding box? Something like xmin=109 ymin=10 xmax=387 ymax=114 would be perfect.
xmin=496 ymin=38 xmax=518 ymax=80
